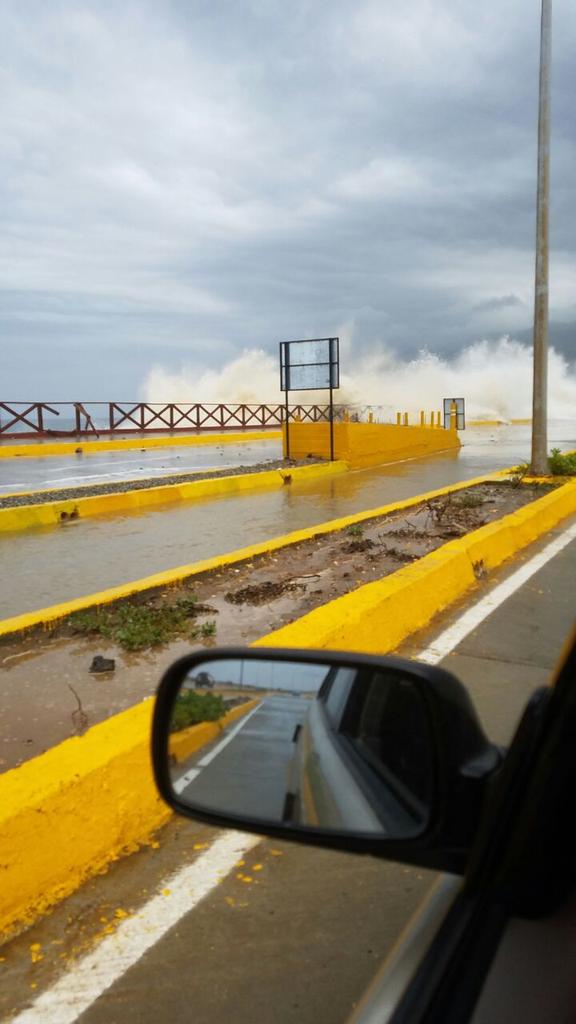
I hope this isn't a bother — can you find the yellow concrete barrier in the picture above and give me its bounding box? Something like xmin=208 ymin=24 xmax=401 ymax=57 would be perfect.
xmin=255 ymin=479 xmax=576 ymax=654
xmin=0 ymin=471 xmax=503 ymax=640
xmin=0 ymin=460 xmax=348 ymax=535
xmin=282 ymin=421 xmax=460 ymax=468
xmin=0 ymin=699 xmax=258 ymax=939
xmin=0 ymin=430 xmax=282 ymax=459
xmin=1 ymin=475 xmax=571 ymax=939
xmin=169 ymin=700 xmax=259 ymax=764
xmin=468 ymin=419 xmax=533 ymax=427
xmin=468 ymin=419 xmax=509 ymax=427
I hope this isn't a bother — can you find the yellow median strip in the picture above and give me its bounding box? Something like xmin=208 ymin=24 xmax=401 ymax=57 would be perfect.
xmin=255 ymin=478 xmax=576 ymax=654
xmin=0 ymin=460 xmax=348 ymax=535
xmin=0 ymin=474 xmax=574 ymax=941
xmin=0 ymin=699 xmax=258 ymax=939
xmin=0 ymin=430 xmax=282 ymax=459
xmin=0 ymin=471 xmax=503 ymax=639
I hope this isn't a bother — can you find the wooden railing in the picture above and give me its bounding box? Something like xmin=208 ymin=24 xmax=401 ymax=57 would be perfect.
xmin=0 ymin=402 xmax=338 ymax=438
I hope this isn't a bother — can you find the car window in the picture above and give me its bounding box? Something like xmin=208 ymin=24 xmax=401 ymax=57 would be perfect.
xmin=322 ymin=667 xmax=358 ymax=727
xmin=340 ymin=671 xmax=434 ymax=817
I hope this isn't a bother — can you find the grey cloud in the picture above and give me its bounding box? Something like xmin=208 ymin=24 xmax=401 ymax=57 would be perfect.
xmin=472 ymin=295 xmax=525 ymax=313
xmin=1 ymin=0 xmax=575 ymax=396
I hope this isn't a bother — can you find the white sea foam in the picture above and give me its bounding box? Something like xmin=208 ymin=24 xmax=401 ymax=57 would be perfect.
xmin=142 ymin=336 xmax=576 ymax=423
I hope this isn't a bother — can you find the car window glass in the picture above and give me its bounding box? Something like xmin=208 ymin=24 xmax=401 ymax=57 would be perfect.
xmin=340 ymin=671 xmax=434 ymax=817
xmin=322 ymin=667 xmax=358 ymax=727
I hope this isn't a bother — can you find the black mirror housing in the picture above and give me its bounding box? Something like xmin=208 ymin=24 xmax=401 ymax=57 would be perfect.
xmin=152 ymin=647 xmax=501 ymax=874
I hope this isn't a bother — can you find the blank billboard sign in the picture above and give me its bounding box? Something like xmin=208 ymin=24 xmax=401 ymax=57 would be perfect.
xmin=280 ymin=338 xmax=339 ymax=392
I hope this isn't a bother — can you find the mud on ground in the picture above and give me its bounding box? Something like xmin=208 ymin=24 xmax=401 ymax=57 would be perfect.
xmin=0 ymin=481 xmax=554 ymax=772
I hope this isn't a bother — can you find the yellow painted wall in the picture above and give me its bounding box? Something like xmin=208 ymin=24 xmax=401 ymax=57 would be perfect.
xmin=0 ymin=699 xmax=257 ymax=939
xmin=283 ymin=421 xmax=460 ymax=468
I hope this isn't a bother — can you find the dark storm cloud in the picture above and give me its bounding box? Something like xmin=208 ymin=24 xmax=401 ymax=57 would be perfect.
xmin=1 ymin=0 xmax=575 ymax=397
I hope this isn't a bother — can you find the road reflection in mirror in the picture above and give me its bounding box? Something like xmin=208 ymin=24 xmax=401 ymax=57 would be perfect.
xmin=168 ymin=657 xmax=434 ymax=838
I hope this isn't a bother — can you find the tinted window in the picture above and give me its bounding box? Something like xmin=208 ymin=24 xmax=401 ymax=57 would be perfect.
xmin=341 ymin=670 xmax=433 ymax=816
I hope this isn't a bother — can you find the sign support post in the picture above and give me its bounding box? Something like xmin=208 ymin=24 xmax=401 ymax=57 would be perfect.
xmin=442 ymin=398 xmax=466 ymax=430
xmin=329 ymin=383 xmax=334 ymax=462
xmin=284 ymin=387 xmax=291 ymax=459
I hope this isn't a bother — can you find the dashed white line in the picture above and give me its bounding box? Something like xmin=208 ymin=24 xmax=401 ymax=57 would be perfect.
xmin=11 ymin=831 xmax=260 ymax=1024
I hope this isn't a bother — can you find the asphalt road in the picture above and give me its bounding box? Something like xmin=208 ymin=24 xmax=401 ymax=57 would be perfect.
xmin=175 ymin=696 xmax=310 ymax=820
xmin=2 ymin=516 xmax=574 ymax=1024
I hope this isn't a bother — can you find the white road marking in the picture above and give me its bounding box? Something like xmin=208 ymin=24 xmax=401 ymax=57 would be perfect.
xmin=196 ymin=703 xmax=261 ymax=767
xmin=10 ymin=519 xmax=576 ymax=1022
xmin=11 ymin=830 xmax=259 ymax=1024
xmin=172 ymin=767 xmax=201 ymax=794
xmin=172 ymin=702 xmax=262 ymax=795
xmin=418 ymin=522 xmax=576 ymax=665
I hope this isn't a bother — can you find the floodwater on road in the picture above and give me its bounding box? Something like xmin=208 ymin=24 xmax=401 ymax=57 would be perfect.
xmin=1 ymin=422 xmax=575 ymax=618
xmin=0 ymin=438 xmax=282 ymax=494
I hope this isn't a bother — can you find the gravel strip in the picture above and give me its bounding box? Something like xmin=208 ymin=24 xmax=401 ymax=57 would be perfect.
xmin=0 ymin=458 xmax=322 ymax=509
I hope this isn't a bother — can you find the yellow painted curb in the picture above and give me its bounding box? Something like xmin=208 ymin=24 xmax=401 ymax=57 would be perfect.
xmin=0 ymin=430 xmax=282 ymax=459
xmin=0 ymin=475 xmax=569 ymax=939
xmin=468 ymin=420 xmax=508 ymax=427
xmin=254 ymin=479 xmax=576 ymax=654
xmin=0 ymin=471 xmax=503 ymax=640
xmin=0 ymin=460 xmax=348 ymax=535
xmin=169 ymin=700 xmax=259 ymax=764
xmin=0 ymin=698 xmax=259 ymax=940
xmin=468 ymin=419 xmax=533 ymax=427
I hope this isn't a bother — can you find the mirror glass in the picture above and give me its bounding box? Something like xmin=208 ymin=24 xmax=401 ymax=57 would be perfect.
xmin=167 ymin=657 xmax=435 ymax=838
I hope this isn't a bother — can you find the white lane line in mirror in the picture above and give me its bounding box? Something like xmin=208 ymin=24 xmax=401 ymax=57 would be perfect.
xmin=10 ymin=830 xmax=260 ymax=1024
xmin=197 ymin=704 xmax=262 ymax=768
xmin=419 ymin=522 xmax=576 ymax=665
xmin=172 ymin=768 xmax=201 ymax=794
xmin=172 ymin=703 xmax=262 ymax=794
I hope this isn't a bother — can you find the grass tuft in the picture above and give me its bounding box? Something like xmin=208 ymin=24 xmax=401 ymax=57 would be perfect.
xmin=67 ymin=594 xmax=216 ymax=651
xmin=345 ymin=524 xmax=364 ymax=538
xmin=171 ymin=691 xmax=227 ymax=731
xmin=548 ymin=448 xmax=576 ymax=476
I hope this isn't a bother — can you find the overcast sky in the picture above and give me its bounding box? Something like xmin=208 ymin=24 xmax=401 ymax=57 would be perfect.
xmin=1 ymin=0 xmax=575 ymax=400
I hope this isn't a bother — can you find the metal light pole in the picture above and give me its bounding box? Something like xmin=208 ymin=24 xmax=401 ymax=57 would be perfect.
xmin=530 ymin=0 xmax=552 ymax=475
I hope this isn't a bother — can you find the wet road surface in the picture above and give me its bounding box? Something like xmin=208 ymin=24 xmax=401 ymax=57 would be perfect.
xmin=2 ymin=422 xmax=575 ymax=618
xmin=2 ymin=517 xmax=573 ymax=1024
xmin=0 ymin=439 xmax=282 ymax=494
xmin=175 ymin=697 xmax=310 ymax=819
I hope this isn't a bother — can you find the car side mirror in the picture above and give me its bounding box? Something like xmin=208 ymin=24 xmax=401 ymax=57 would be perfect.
xmin=152 ymin=648 xmax=501 ymax=873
